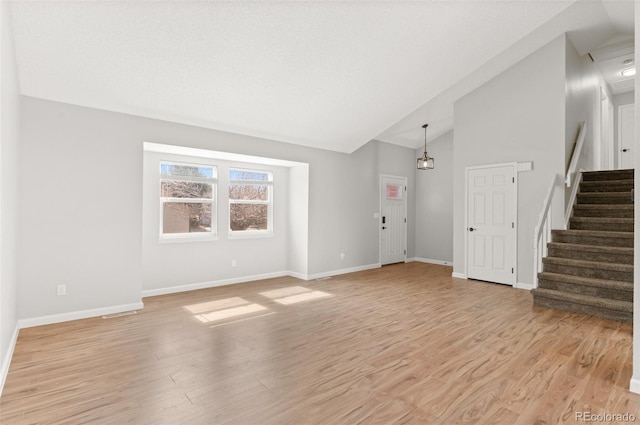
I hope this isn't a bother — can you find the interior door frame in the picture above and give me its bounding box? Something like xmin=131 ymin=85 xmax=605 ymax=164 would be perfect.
xmin=463 ymin=162 xmax=518 ymax=285
xmin=618 ymin=103 xmax=634 ymax=169
xmin=379 ymin=174 xmax=408 ymax=265
xmin=601 ymin=87 xmax=614 ymax=170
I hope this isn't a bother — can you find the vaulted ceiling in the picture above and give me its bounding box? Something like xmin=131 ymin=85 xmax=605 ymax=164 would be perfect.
xmin=8 ymin=1 xmax=634 ymax=153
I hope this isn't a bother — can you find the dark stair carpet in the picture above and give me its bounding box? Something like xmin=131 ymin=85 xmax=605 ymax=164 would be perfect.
xmin=531 ymin=169 xmax=634 ymax=322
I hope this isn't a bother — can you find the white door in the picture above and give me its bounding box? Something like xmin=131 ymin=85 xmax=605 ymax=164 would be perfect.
xmin=619 ymin=104 xmax=635 ymax=170
xmin=466 ymin=165 xmax=516 ymax=285
xmin=380 ymin=175 xmax=406 ymax=265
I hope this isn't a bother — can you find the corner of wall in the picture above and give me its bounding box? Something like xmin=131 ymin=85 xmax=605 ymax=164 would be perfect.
xmin=0 ymin=325 xmax=19 ymax=395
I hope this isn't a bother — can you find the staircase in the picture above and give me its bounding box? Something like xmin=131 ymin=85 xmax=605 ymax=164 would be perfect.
xmin=532 ymin=169 xmax=634 ymax=323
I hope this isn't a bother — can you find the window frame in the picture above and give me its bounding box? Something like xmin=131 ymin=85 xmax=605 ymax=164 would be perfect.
xmin=159 ymin=161 xmax=218 ymax=241
xmin=228 ymin=167 xmax=273 ymax=238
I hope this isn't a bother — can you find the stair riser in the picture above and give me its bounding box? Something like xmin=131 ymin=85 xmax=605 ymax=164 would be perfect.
xmin=572 ymin=208 xmax=634 ymax=218
xmin=537 ymin=278 xmax=632 ymax=302
xmin=542 ymin=263 xmax=632 ymax=282
xmin=580 ymin=183 xmax=634 ymax=193
xmin=582 ymin=171 xmax=634 ymax=182
xmin=577 ymin=194 xmax=633 ymax=205
xmin=533 ymin=295 xmax=632 ymax=323
xmin=569 ymin=221 xmax=634 ymax=232
xmin=546 ymin=247 xmax=633 ymax=265
xmin=551 ymin=234 xmax=633 ymax=248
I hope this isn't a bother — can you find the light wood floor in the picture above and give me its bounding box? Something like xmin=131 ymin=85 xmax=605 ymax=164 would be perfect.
xmin=1 ymin=262 xmax=639 ymax=424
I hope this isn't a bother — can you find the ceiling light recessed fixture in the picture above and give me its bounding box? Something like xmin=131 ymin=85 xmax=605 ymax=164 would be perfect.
xmin=417 ymin=124 xmax=434 ymax=170
xmin=621 ymin=67 xmax=636 ymax=77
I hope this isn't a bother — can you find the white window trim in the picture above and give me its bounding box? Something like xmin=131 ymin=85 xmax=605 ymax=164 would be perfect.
xmin=159 ymin=161 xmax=218 ymax=241
xmin=228 ymin=169 xmax=274 ymax=238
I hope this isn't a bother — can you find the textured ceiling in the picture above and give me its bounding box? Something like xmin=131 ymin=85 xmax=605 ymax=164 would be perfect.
xmin=9 ymin=1 xmax=584 ymax=153
xmin=376 ymin=0 xmax=635 ymax=149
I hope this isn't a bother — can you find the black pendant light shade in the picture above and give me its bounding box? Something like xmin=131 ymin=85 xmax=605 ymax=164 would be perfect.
xmin=417 ymin=124 xmax=434 ymax=170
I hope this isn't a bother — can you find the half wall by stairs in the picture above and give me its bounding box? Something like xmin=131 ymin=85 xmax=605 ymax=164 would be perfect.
xmin=532 ymin=169 xmax=634 ymax=323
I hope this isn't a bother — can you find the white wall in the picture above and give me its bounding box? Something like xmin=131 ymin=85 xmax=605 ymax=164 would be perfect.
xmin=415 ymin=130 xmax=453 ymax=263
xmin=287 ymin=163 xmax=309 ymax=278
xmin=452 ymin=35 xmax=566 ymax=286
xmin=142 ymin=151 xmax=291 ymax=293
xmin=0 ymin=1 xmax=20 ymax=392
xmin=613 ymin=90 xmax=634 ymax=169
xmin=18 ymin=96 xmax=417 ymax=321
xmin=564 ymin=37 xmax=611 ymax=206
xmin=377 ymin=140 xmax=417 ymax=260
xmin=565 ymin=38 xmax=596 ymax=174
xmin=631 ymin=1 xmax=640 ymax=395
xmin=18 ymin=98 xmax=144 ymax=320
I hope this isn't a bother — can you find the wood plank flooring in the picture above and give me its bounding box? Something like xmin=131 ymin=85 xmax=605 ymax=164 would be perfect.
xmin=1 ymin=262 xmax=639 ymax=424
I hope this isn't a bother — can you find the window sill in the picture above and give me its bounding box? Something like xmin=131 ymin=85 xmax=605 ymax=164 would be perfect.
xmin=228 ymin=231 xmax=274 ymax=240
xmin=159 ymin=234 xmax=219 ymax=244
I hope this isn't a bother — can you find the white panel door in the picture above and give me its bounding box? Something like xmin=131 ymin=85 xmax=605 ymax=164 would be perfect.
xmin=467 ymin=165 xmax=515 ymax=285
xmin=619 ymin=104 xmax=635 ymax=170
xmin=381 ymin=176 xmax=406 ymax=265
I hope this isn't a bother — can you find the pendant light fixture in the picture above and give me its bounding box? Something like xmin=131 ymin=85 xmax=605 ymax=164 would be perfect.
xmin=417 ymin=123 xmax=434 ymax=170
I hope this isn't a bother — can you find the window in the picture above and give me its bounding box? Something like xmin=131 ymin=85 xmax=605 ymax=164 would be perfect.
xmin=229 ymin=168 xmax=272 ymax=234
xmin=160 ymin=162 xmax=216 ymax=238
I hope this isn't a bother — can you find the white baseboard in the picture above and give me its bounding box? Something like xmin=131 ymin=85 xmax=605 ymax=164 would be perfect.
xmin=18 ymin=302 xmax=145 ymax=329
xmin=286 ymin=270 xmax=309 ymax=281
xmin=452 ymin=272 xmax=467 ymax=279
xmin=142 ymin=271 xmax=291 ymax=297
xmin=307 ymin=263 xmax=381 ymax=280
xmin=515 ymin=282 xmax=535 ymax=291
xmin=143 ymin=264 xmax=386 ymax=296
xmin=414 ymin=257 xmax=453 ymax=266
xmin=630 ymin=377 xmax=640 ymax=394
xmin=0 ymin=324 xmax=19 ymax=397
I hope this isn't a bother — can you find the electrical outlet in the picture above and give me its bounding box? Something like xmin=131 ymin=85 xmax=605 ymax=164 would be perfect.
xmin=57 ymin=284 xmax=66 ymax=296
xmin=231 ymin=260 xmax=237 ymax=267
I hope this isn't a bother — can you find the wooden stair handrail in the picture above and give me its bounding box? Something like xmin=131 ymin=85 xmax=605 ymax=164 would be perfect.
xmin=566 ymin=121 xmax=586 ymax=187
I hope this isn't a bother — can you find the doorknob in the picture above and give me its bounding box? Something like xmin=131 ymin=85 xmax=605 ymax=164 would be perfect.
xmin=382 ymin=226 xmax=386 ymax=230
xmin=469 ymin=227 xmax=476 ymax=232
xmin=622 ymin=148 xmax=630 ymax=152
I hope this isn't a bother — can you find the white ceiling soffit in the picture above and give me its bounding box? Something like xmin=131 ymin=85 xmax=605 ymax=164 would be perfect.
xmin=9 ymin=1 xmax=577 ymax=154
xmin=589 ymin=37 xmax=634 ymax=95
xmin=376 ymin=0 xmax=633 ymax=150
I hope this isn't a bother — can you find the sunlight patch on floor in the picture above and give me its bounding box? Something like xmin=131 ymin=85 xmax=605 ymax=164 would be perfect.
xmin=273 ymin=290 xmax=332 ymax=305
xmin=194 ymin=303 xmax=269 ymax=323
xmin=260 ymin=285 xmax=333 ymax=305
xmin=183 ymin=297 xmax=249 ymax=314
xmin=259 ymin=286 xmax=312 ymax=299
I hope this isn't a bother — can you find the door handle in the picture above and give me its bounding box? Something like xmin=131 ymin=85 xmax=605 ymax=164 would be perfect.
xmin=382 ymin=226 xmax=386 ymax=230
xmin=469 ymin=227 xmax=476 ymax=232
xmin=622 ymin=148 xmax=630 ymax=152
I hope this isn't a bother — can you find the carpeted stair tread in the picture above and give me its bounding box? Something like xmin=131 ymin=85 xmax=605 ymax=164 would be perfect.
xmin=534 ymin=168 xmax=634 ymax=322
xmin=537 ymin=272 xmax=633 ymax=292
xmin=569 ymin=216 xmax=633 ymax=232
xmin=546 ymin=242 xmax=633 ymax=264
xmin=532 ymin=288 xmax=632 ymax=322
xmin=542 ymin=257 xmax=633 ymax=272
xmin=537 ymin=271 xmax=633 ymax=302
xmin=572 ymin=204 xmax=634 ymax=218
xmin=577 ymin=192 xmax=634 ymax=204
xmin=552 ymin=229 xmax=634 ymax=238
xmin=579 ymin=179 xmax=634 ymax=192
xmin=551 ymin=229 xmax=633 ymax=246
xmin=546 ymin=242 xmax=633 ymax=254
xmin=582 ymin=169 xmax=634 ymax=181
